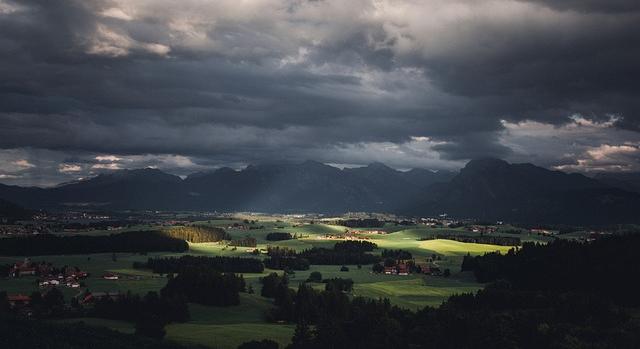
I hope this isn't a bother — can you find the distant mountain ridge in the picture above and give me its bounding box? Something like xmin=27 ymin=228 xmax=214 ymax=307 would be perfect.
xmin=0 ymin=162 xmax=455 ymax=213
xmin=1 ymin=159 xmax=639 ymax=224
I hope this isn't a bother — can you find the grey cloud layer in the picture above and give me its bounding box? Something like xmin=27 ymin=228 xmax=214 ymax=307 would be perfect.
xmin=1 ymin=0 xmax=639 ymax=185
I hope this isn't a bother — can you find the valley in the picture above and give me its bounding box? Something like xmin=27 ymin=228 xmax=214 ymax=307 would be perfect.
xmin=0 ymin=214 xmax=536 ymax=348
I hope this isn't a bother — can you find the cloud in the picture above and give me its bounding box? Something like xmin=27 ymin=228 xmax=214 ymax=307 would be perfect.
xmin=0 ymin=0 xmax=639 ymax=185
xmin=12 ymin=159 xmax=35 ymax=169
xmin=58 ymin=163 xmax=83 ymax=173
xmin=500 ymin=116 xmax=640 ymax=172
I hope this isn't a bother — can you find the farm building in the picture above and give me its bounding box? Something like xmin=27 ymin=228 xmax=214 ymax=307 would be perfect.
xmin=102 ymin=273 xmax=119 ymax=280
xmin=7 ymin=294 xmax=31 ymax=307
xmin=10 ymin=258 xmax=37 ymax=277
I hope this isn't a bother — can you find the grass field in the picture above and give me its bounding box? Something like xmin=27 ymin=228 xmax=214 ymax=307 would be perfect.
xmin=1 ymin=218 xmax=529 ymax=348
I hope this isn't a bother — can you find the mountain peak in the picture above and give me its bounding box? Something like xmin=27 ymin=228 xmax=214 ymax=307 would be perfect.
xmin=462 ymin=158 xmax=509 ymax=172
xmin=366 ymin=162 xmax=394 ymax=171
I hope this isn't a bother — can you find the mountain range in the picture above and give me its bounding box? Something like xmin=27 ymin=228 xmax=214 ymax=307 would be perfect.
xmin=1 ymin=158 xmax=639 ymax=224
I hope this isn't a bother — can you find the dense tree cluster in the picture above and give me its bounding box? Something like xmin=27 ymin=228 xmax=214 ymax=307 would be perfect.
xmin=229 ymin=237 xmax=258 ymax=247
xmin=334 ymin=219 xmax=385 ymax=228
xmin=461 ymin=235 xmax=640 ymax=306
xmin=264 ymin=247 xmax=310 ymax=271
xmin=264 ymin=255 xmax=310 ymax=271
xmin=333 ymin=240 xmax=377 ymax=252
xmin=0 ymin=316 xmax=202 ymax=349
xmin=265 ymin=232 xmax=293 ymax=241
xmin=163 ymin=225 xmax=230 ymax=243
xmin=260 ymin=273 xmax=289 ymax=299
xmin=420 ymin=234 xmax=520 ymax=246
xmin=27 ymin=288 xmax=66 ymax=318
xmin=381 ymin=249 xmax=412 ymax=260
xmin=264 ymin=243 xmax=380 ymax=269
xmin=0 ymin=231 xmax=188 ymax=256
xmin=323 ymin=278 xmax=353 ymax=293
xmin=298 ymin=247 xmax=380 ymax=265
xmin=134 ymin=255 xmax=264 ymax=274
xmin=92 ymin=291 xmax=190 ymax=324
xmin=306 ymin=271 xmax=322 ymax=283
xmin=160 ymin=268 xmax=246 ymax=306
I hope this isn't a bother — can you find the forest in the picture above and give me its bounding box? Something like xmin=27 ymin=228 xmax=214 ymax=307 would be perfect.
xmin=160 ymin=268 xmax=246 ymax=307
xmin=134 ymin=255 xmax=265 ymax=274
xmin=91 ymin=291 xmax=190 ymax=325
xmin=163 ymin=225 xmax=231 ymax=243
xmin=0 ymin=231 xmax=188 ymax=255
xmin=461 ymin=234 xmax=640 ymax=306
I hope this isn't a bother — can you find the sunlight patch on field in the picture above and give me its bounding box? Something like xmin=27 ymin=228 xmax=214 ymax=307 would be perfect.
xmin=417 ymin=239 xmax=513 ymax=256
xmin=353 ymin=277 xmax=482 ymax=310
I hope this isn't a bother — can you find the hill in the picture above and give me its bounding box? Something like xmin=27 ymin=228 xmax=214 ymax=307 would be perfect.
xmin=593 ymin=172 xmax=640 ymax=194
xmin=0 ymin=198 xmax=32 ymax=223
xmin=415 ymin=158 xmax=640 ymax=224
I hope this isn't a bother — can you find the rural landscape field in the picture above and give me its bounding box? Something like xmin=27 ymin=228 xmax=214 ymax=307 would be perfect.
xmin=4 ymin=209 xmax=640 ymax=348
xmin=1 ymin=215 xmax=526 ymax=348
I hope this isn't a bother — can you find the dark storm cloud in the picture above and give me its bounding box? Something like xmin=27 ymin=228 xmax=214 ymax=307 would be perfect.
xmin=1 ymin=0 xmax=640 ymax=186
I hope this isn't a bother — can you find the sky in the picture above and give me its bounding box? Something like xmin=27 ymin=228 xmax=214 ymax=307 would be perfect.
xmin=1 ymin=0 xmax=639 ymax=186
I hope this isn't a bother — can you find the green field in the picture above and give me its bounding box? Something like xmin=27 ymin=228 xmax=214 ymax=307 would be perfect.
xmin=1 ymin=217 xmax=529 ymax=348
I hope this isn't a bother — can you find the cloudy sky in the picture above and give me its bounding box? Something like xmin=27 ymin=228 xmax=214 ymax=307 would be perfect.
xmin=1 ymin=0 xmax=639 ymax=186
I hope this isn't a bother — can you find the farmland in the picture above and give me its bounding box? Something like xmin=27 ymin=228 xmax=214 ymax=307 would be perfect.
xmin=0 ymin=215 xmax=534 ymax=348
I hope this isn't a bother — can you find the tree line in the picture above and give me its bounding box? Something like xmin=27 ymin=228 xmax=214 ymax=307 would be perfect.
xmin=134 ymin=255 xmax=265 ymax=274
xmin=91 ymin=290 xmax=190 ymax=325
xmin=229 ymin=236 xmax=258 ymax=247
xmin=0 ymin=231 xmax=188 ymax=256
xmin=264 ymin=241 xmax=380 ymax=271
xmin=333 ymin=219 xmax=385 ymax=228
xmin=163 ymin=225 xmax=230 ymax=243
xmin=160 ymin=267 xmax=246 ymax=307
xmin=265 ymin=232 xmax=293 ymax=241
xmin=380 ymin=249 xmax=412 ymax=260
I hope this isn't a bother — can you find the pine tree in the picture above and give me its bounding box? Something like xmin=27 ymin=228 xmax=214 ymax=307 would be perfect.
xmin=289 ymin=320 xmax=314 ymax=349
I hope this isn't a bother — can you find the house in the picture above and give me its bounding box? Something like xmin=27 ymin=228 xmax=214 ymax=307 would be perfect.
xmin=10 ymin=258 xmax=37 ymax=277
xmin=397 ymin=263 xmax=409 ymax=276
xmin=417 ymin=263 xmax=431 ymax=274
xmin=7 ymin=294 xmax=31 ymax=307
xmin=39 ymin=279 xmax=61 ymax=287
xmin=79 ymin=291 xmax=122 ymax=304
xmin=102 ymin=273 xmax=119 ymax=280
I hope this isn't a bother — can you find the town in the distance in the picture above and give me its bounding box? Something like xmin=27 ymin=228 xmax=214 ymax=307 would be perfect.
xmin=1 ymin=158 xmax=640 ymax=349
